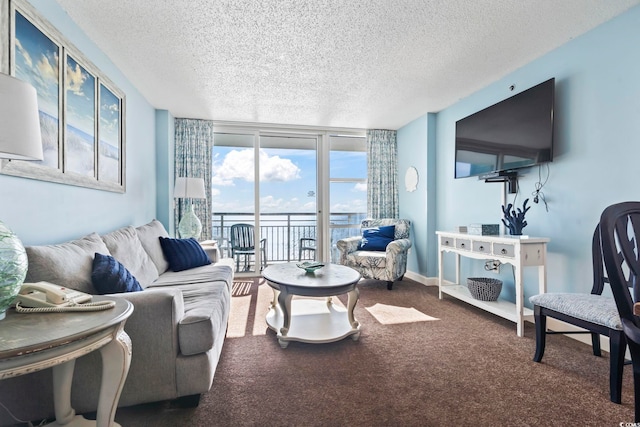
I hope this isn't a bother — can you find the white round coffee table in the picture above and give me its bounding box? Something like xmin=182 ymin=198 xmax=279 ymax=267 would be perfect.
xmin=262 ymin=263 xmax=361 ymax=348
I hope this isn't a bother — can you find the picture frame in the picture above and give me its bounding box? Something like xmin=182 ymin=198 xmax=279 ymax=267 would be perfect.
xmin=0 ymin=0 xmax=126 ymax=193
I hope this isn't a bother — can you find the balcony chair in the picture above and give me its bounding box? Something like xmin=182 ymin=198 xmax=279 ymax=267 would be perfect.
xmin=298 ymin=237 xmax=316 ymax=261
xmin=229 ymin=223 xmax=267 ymax=272
xmin=600 ymin=201 xmax=640 ymax=422
xmin=336 ymin=218 xmax=411 ymax=290
xmin=529 ymin=224 xmax=626 ymax=403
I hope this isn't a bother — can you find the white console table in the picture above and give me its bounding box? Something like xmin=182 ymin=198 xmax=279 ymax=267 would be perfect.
xmin=436 ymin=231 xmax=549 ymax=337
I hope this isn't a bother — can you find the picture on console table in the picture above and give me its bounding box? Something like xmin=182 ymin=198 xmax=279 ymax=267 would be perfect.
xmin=0 ymin=0 xmax=126 ymax=192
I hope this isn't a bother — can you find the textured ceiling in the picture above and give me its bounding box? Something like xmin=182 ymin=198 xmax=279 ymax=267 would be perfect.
xmin=57 ymin=0 xmax=640 ymax=130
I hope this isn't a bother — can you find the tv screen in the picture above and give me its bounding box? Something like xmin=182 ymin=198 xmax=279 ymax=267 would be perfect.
xmin=455 ymin=78 xmax=555 ymax=179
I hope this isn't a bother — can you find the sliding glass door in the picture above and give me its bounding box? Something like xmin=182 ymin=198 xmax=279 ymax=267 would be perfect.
xmin=212 ymin=131 xmax=259 ymax=275
xmin=212 ymin=127 xmax=365 ymax=275
xmin=259 ymin=134 xmax=318 ymax=265
xmin=327 ymin=135 xmax=367 ymax=263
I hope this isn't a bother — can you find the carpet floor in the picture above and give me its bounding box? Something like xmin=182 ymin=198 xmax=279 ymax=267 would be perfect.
xmin=113 ymin=278 xmax=635 ymax=426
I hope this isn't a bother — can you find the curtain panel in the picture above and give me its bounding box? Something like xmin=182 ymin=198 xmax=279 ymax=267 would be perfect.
xmin=367 ymin=129 xmax=398 ymax=219
xmin=174 ymin=118 xmax=214 ymax=240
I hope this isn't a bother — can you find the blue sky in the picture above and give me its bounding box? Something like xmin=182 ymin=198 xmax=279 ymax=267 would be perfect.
xmin=99 ymin=84 xmax=121 ymax=147
xmin=14 ymin=11 xmax=59 ymax=119
xmin=66 ymin=55 xmax=95 ymax=138
xmin=212 ymin=146 xmax=366 ymax=214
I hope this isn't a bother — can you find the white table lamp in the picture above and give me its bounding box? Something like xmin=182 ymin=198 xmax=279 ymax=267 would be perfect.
xmin=174 ymin=177 xmax=206 ymax=239
xmin=0 ymin=73 xmax=43 ymax=320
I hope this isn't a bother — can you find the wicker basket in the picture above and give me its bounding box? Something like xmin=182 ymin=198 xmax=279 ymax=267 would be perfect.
xmin=467 ymin=277 xmax=503 ymax=301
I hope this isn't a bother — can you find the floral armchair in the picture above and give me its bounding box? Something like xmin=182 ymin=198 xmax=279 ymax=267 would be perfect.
xmin=336 ymin=219 xmax=411 ymax=290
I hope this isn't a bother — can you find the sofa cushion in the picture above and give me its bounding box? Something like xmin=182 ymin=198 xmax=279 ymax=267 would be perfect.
xmin=149 ymin=262 xmax=232 ymax=288
xmin=135 ymin=220 xmax=170 ymax=274
xmin=101 ymin=226 xmax=159 ymax=288
xmin=172 ymin=279 xmax=231 ymax=356
xmin=159 ymin=237 xmax=211 ymax=272
xmin=92 ymin=253 xmax=143 ymax=294
xmin=25 ymin=233 xmax=110 ymax=294
xmin=359 ymin=225 xmax=395 ymax=251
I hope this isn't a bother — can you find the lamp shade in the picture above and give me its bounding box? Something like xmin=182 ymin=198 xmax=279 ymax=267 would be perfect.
xmin=174 ymin=177 xmax=206 ymax=199
xmin=0 ymin=73 xmax=43 ymax=161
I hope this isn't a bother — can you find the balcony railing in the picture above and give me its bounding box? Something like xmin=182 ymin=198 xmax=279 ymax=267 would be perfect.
xmin=212 ymin=212 xmax=366 ymax=268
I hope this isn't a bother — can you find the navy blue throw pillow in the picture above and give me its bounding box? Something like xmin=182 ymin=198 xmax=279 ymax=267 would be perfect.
xmin=358 ymin=225 xmax=396 ymax=251
xmin=159 ymin=237 xmax=211 ymax=272
xmin=92 ymin=253 xmax=143 ymax=294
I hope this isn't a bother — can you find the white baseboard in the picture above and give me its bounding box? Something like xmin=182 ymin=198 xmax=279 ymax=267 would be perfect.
xmin=404 ymin=271 xmax=437 ymax=286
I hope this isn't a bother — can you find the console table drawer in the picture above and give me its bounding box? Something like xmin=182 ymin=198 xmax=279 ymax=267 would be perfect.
xmin=456 ymin=239 xmax=471 ymax=250
xmin=472 ymin=241 xmax=491 ymax=254
xmin=493 ymin=243 xmax=515 ymax=257
xmin=440 ymin=236 xmax=454 ymax=248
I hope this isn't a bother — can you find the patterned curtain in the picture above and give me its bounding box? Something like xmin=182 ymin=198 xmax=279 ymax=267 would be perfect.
xmin=174 ymin=118 xmax=214 ymax=240
xmin=367 ymin=129 xmax=398 ymax=219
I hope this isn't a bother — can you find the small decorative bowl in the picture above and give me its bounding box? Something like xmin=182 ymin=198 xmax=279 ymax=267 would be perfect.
xmin=296 ymin=261 xmax=325 ymax=273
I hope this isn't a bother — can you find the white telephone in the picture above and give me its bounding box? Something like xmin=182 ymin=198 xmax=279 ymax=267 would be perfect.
xmin=14 ymin=282 xmax=115 ymax=313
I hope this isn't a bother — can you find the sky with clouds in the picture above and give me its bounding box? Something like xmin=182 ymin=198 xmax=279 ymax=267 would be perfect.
xmin=15 ymin=11 xmax=59 ymax=119
xmin=212 ymin=146 xmax=366 ymax=215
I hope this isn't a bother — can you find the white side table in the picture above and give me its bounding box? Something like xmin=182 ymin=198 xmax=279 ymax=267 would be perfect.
xmin=0 ymin=297 xmax=133 ymax=426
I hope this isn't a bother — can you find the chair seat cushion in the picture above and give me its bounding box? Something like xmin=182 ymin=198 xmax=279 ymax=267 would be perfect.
xmin=347 ymin=250 xmax=387 ymax=268
xmin=529 ymin=293 xmax=622 ymax=330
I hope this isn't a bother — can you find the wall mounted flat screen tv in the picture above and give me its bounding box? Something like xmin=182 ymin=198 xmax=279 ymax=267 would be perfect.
xmin=455 ymin=78 xmax=555 ymax=179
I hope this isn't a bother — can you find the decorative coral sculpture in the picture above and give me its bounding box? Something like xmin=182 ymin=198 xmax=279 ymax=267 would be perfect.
xmin=502 ymin=198 xmax=531 ymax=236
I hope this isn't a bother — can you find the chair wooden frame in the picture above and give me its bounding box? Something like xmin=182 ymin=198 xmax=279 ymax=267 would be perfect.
xmin=531 ymin=224 xmax=627 ymax=404
xmin=600 ymin=201 xmax=640 ymax=422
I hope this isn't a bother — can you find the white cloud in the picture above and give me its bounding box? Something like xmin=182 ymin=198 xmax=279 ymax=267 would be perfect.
xmin=15 ymin=39 xmax=32 ymax=68
xmin=213 ymin=149 xmax=300 ymax=186
xmin=260 ymin=195 xmax=283 ymax=209
xmin=332 ymin=198 xmax=366 ymax=213
xmin=212 ymin=149 xmax=252 ymax=185
xmin=259 ymin=150 xmax=300 ymax=182
xmin=37 ymin=54 xmax=59 ymax=85
xmin=354 ymin=182 xmax=367 ymax=192
xmin=259 ymin=195 xmax=316 ymax=213
xmin=65 ymin=61 xmax=86 ymax=96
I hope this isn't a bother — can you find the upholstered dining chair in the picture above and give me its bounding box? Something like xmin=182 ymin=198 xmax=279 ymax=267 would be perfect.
xmin=336 ymin=218 xmax=411 ymax=290
xmin=529 ymin=224 xmax=626 ymax=403
xmin=229 ymin=223 xmax=267 ymax=272
xmin=600 ymin=201 xmax=640 ymax=422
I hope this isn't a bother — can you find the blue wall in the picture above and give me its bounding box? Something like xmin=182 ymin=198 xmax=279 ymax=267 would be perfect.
xmin=398 ymin=5 xmax=640 ymax=300
xmin=0 ymin=1 xmax=157 ymax=245
xmin=155 ymin=110 xmax=175 ymax=235
xmin=398 ymin=113 xmax=436 ymax=279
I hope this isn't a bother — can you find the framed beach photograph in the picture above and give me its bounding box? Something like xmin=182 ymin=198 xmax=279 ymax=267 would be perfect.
xmin=98 ymin=82 xmax=123 ymax=184
xmin=65 ymin=54 xmax=96 ymax=177
xmin=0 ymin=0 xmax=126 ymax=192
xmin=13 ymin=7 xmax=61 ymax=170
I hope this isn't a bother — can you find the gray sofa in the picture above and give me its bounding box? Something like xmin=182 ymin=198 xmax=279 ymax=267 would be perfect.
xmin=0 ymin=220 xmax=234 ymax=425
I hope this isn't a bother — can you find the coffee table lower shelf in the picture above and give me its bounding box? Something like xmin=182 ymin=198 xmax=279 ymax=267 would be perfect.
xmin=266 ymin=298 xmax=361 ymax=348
